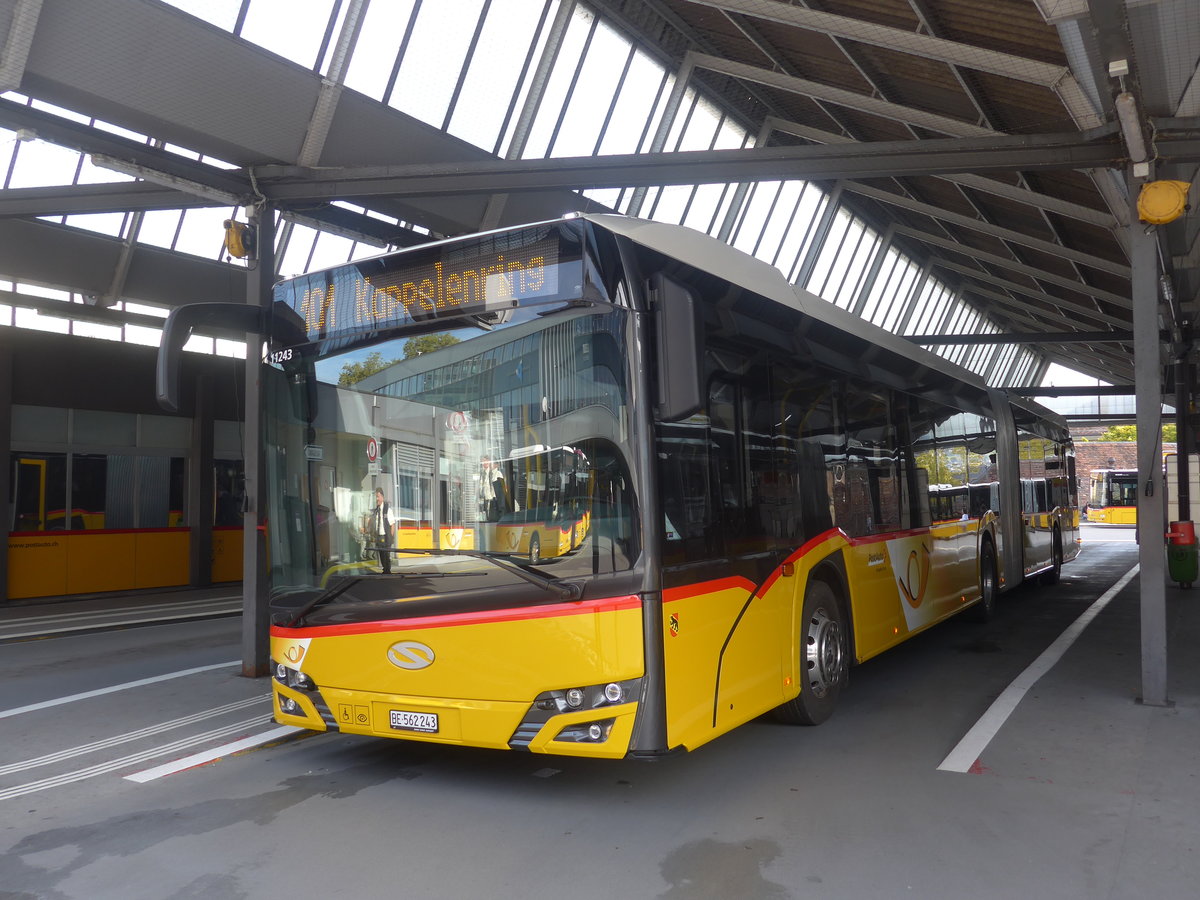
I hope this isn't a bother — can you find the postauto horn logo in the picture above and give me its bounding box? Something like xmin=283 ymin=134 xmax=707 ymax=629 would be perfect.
xmin=387 ymin=640 xmax=436 ymax=670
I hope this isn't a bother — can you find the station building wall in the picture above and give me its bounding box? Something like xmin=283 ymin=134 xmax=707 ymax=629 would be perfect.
xmin=2 ymin=328 xmax=245 ymax=603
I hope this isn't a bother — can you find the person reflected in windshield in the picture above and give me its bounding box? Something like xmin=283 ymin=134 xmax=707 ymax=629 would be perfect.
xmin=371 ymin=487 xmax=395 ymax=573
xmin=480 ymin=455 xmax=510 ymax=523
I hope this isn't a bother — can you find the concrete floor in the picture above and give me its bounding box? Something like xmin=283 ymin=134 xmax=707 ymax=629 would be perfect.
xmin=1 ymin=526 xmax=1196 ymax=900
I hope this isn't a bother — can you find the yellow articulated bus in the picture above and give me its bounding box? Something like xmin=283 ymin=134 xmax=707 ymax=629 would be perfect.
xmin=158 ymin=214 xmax=1078 ymax=759
xmin=1086 ymin=468 xmax=1138 ymax=524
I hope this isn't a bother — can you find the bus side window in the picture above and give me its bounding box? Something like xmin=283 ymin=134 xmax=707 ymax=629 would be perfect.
xmin=707 ymin=377 xmax=741 ymax=551
xmin=843 ymin=386 xmax=900 ymax=536
xmin=772 ymin=365 xmax=835 ymax=545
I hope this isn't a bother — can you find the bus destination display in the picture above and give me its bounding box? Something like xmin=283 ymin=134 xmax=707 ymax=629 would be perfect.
xmin=275 ymin=231 xmax=568 ymax=344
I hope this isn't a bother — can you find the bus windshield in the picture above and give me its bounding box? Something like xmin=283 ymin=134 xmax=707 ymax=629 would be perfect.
xmin=263 ymin=224 xmax=638 ymax=619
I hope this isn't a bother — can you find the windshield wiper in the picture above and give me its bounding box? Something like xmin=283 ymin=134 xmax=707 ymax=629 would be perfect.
xmin=394 ymin=547 xmax=583 ymax=601
xmin=282 ymin=575 xmax=361 ymax=627
xmin=281 ymin=568 xmax=485 ymax=627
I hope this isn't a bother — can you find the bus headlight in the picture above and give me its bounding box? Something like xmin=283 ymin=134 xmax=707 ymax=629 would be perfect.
xmin=510 ymin=678 xmax=641 ymax=750
xmin=533 ymin=678 xmax=639 ymax=714
xmin=273 ymin=662 xmax=316 ymax=691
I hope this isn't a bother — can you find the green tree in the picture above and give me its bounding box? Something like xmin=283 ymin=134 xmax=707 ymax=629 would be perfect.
xmin=403 ymin=332 xmax=460 ymax=359
xmin=1095 ymin=424 xmax=1177 ymax=442
xmin=338 ymin=350 xmax=396 ymax=386
xmin=1098 ymin=424 xmax=1138 ymax=441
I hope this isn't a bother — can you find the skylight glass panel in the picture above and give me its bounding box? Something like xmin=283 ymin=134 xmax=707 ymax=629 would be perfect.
xmin=826 ymin=224 xmax=876 ymax=309
xmin=16 ymin=308 xmax=69 ymax=334
xmin=62 ymin=213 xmax=127 ymax=238
xmin=239 ymin=0 xmax=338 ymax=68
xmin=279 ymin=223 xmax=320 ymax=278
xmin=682 ymin=183 xmax=730 ymax=234
xmin=125 ymin=323 xmax=163 ymax=347
xmin=342 ymin=1 xmax=418 ymax=99
xmin=875 ymin=256 xmax=920 ymax=331
xmin=650 ymin=185 xmax=694 ymax=225
xmin=389 ymin=0 xmax=487 ymax=129
xmin=731 ymin=182 xmax=776 ymax=255
xmin=448 ymin=0 xmax=550 ymax=151
xmin=596 ymin=51 xmax=667 ymax=155
xmin=520 ymin=9 xmax=593 ymax=158
xmin=6 ymin=140 xmax=80 ymax=188
xmin=781 ymin=188 xmax=828 ymax=282
xmin=754 ymin=181 xmax=803 ymax=263
xmin=307 ymin=231 xmax=359 ymax=270
xmin=215 ymin=338 xmax=247 ymax=358
xmin=860 ymin=247 xmax=902 ymax=324
xmin=76 ymin=153 xmax=134 ymax=186
xmin=581 ymin=188 xmax=622 ymax=210
xmin=906 ymin=281 xmax=944 ymax=334
xmin=136 ymin=210 xmax=186 ymax=250
xmin=92 ymin=120 xmax=152 ymax=143
xmin=72 ymin=321 xmax=123 ymax=342
xmin=174 ymin=207 xmax=238 ymax=260
xmin=802 ymin=208 xmax=852 ymax=299
xmin=547 ymin=21 xmax=629 ymax=157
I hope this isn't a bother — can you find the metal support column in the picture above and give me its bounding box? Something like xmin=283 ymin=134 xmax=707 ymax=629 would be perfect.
xmin=0 ymin=342 xmax=11 ymax=604
xmin=187 ymin=375 xmax=214 ymax=588
xmin=242 ymin=204 xmax=276 ymax=677
xmin=1132 ymin=210 xmax=1169 ymax=706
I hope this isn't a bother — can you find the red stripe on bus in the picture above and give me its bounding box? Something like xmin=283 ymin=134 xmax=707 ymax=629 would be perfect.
xmin=7 ymin=527 xmax=190 ymax=537
xmin=273 ymin=594 xmax=642 ymax=638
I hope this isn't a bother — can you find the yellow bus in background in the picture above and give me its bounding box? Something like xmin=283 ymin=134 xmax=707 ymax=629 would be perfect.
xmin=1086 ymin=468 xmax=1138 ymax=524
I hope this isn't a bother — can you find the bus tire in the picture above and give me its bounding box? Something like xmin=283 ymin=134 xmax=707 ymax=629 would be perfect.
xmin=528 ymin=533 xmax=541 ymax=565
xmin=965 ymin=539 xmax=998 ymax=622
xmin=775 ymin=579 xmax=847 ymax=726
xmin=1041 ymin=528 xmax=1063 ymax=586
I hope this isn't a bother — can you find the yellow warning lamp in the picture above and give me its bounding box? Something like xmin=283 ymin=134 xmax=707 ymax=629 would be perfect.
xmin=222 ymin=219 xmax=257 ymax=258
xmin=1137 ymin=180 xmax=1191 ymax=225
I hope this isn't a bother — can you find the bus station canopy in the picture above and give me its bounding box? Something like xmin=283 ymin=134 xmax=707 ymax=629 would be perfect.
xmin=0 ymin=0 xmax=1197 ymax=392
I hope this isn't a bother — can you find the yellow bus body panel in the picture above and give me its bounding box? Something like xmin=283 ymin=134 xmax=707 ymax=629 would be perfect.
xmin=662 ymin=560 xmax=800 ymax=752
xmin=845 ymin=521 xmax=983 ymax=661
xmin=271 ymin=600 xmax=644 ymax=756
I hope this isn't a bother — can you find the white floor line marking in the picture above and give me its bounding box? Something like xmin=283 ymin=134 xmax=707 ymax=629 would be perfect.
xmin=0 ymin=607 xmax=243 ymax=640
xmin=0 ymin=596 xmax=241 ymax=627
xmin=125 ymin=725 xmax=305 ymax=783
xmin=0 ymin=695 xmax=269 ymax=776
xmin=0 ymin=715 xmax=273 ymax=801
xmin=938 ymin=563 xmax=1140 ymax=774
xmin=0 ymin=661 xmax=239 ymax=720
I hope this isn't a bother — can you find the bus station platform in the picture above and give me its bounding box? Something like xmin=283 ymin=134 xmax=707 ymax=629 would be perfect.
xmin=2 ymin=530 xmax=1200 ymax=898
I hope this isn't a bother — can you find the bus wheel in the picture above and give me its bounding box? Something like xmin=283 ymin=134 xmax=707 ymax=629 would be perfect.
xmin=528 ymin=533 xmax=541 ymax=565
xmin=775 ymin=580 xmax=846 ymax=726
xmin=1041 ymin=529 xmax=1063 ymax=586
xmin=965 ymin=540 xmax=998 ymax=622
